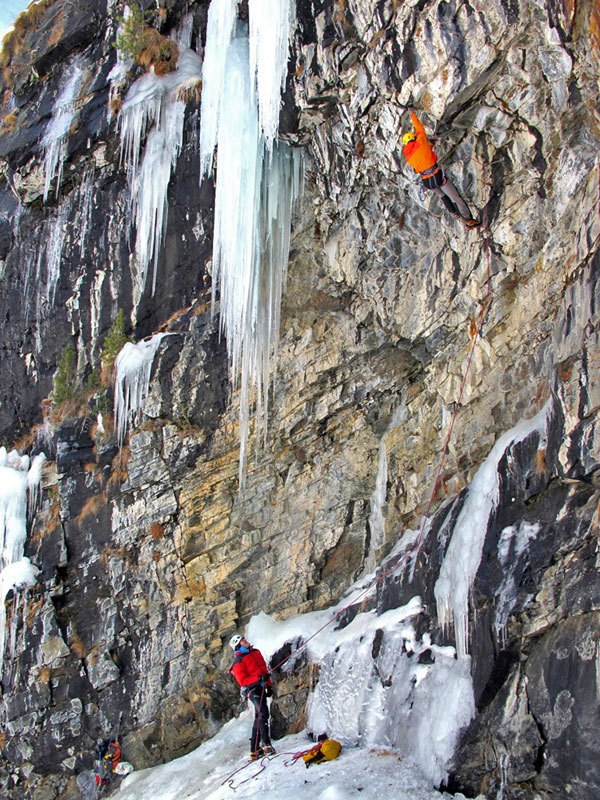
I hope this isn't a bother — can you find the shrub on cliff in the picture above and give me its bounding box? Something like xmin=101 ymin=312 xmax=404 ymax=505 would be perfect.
xmin=101 ymin=309 xmax=132 ymax=381
xmin=52 ymin=343 xmax=77 ymax=405
xmin=115 ymin=2 xmax=179 ymax=76
xmin=0 ymin=0 xmax=55 ymax=86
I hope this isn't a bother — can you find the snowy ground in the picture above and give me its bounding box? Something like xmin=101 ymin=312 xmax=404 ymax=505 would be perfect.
xmin=108 ymin=711 xmax=476 ymax=800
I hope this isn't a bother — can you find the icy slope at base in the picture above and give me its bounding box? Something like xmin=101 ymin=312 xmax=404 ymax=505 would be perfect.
xmin=111 ymin=715 xmax=478 ymax=800
xmin=108 ymin=590 xmax=475 ymax=798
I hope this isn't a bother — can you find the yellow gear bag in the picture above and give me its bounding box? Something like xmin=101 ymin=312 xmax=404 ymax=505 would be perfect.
xmin=301 ymin=739 xmax=342 ymax=766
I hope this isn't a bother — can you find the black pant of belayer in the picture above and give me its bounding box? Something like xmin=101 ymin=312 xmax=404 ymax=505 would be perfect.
xmin=247 ymin=685 xmax=271 ymax=751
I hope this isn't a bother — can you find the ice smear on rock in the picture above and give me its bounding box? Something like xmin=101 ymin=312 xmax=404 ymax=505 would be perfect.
xmin=434 ymin=402 xmax=551 ymax=659
xmin=114 ymin=334 xmax=170 ymax=447
xmin=42 ymin=56 xmax=87 ymax=202
xmin=0 ymin=451 xmax=45 ymax=678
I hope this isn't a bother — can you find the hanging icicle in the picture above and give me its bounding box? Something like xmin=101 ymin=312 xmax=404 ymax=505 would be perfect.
xmin=113 ymin=333 xmax=170 ymax=448
xmin=118 ymin=16 xmax=202 ymax=307
xmin=199 ymin=0 xmax=239 ymax=180
xmin=42 ymin=56 xmax=87 ymax=202
xmin=200 ymin=2 xmax=302 ymax=489
xmin=248 ymin=0 xmax=296 ymax=147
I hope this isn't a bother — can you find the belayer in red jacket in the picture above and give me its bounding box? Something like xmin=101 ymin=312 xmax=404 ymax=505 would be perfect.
xmin=229 ymin=634 xmax=275 ymax=759
xmin=402 ymin=111 xmax=481 ymax=229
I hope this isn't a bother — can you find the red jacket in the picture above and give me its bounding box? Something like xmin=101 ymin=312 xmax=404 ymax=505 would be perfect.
xmin=230 ymin=647 xmax=270 ymax=688
xmin=402 ymin=112 xmax=437 ymax=174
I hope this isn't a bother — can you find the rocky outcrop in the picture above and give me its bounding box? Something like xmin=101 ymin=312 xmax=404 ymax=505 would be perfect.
xmin=0 ymin=0 xmax=598 ymax=798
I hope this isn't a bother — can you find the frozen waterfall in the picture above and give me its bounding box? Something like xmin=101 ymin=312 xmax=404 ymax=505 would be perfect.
xmin=198 ymin=0 xmax=239 ymax=179
xmin=0 ymin=450 xmax=45 ymax=679
xmin=247 ymin=591 xmax=475 ymax=789
xmin=200 ymin=2 xmax=301 ymax=488
xmin=249 ymin=0 xmax=296 ymax=146
xmin=434 ymin=401 xmax=551 ymax=659
xmin=199 ymin=0 xmax=295 ymax=178
xmin=118 ymin=16 xmax=202 ymax=307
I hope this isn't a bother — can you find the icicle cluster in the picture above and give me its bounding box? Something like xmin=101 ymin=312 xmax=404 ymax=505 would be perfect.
xmin=248 ymin=0 xmax=296 ymax=146
xmin=42 ymin=56 xmax=87 ymax=202
xmin=0 ymin=449 xmax=45 ymax=678
xmin=21 ymin=197 xmax=72 ymax=350
xmin=200 ymin=0 xmax=301 ymax=488
xmin=113 ymin=334 xmax=169 ymax=447
xmin=118 ymin=16 xmax=201 ymax=306
xmin=434 ymin=402 xmax=551 ymax=659
xmin=366 ymin=405 xmax=408 ymax=572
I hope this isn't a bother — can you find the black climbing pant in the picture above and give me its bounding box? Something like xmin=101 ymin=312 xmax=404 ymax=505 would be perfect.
xmin=247 ymin=685 xmax=271 ymax=751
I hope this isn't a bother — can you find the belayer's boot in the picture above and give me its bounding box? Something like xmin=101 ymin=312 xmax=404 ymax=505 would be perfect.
xmin=262 ymin=745 xmax=275 ymax=756
xmin=249 ymin=748 xmax=264 ymax=761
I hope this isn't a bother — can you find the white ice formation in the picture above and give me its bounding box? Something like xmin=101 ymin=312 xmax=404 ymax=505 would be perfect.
xmin=200 ymin=1 xmax=301 ymax=488
xmin=118 ymin=15 xmax=202 ymax=306
xmin=0 ymin=450 xmax=46 ymax=678
xmin=114 ymin=333 xmax=170 ymax=447
xmin=42 ymin=56 xmax=87 ymax=202
xmin=434 ymin=402 xmax=551 ymax=659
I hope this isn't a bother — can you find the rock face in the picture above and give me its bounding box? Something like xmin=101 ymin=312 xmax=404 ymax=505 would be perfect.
xmin=0 ymin=0 xmax=598 ymax=798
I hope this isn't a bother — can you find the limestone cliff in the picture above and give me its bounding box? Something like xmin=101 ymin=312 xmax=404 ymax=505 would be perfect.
xmin=0 ymin=0 xmax=598 ymax=798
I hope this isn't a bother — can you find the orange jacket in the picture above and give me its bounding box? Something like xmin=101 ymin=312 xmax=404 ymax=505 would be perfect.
xmin=402 ymin=112 xmax=437 ymax=174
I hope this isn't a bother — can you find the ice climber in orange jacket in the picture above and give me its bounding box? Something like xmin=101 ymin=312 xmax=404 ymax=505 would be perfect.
xmin=402 ymin=111 xmax=481 ymax=229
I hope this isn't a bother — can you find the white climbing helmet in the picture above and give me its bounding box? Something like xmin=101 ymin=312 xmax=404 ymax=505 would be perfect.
xmin=230 ymin=634 xmax=243 ymax=650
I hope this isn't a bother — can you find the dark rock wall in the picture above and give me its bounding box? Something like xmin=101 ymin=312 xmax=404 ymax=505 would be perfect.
xmin=0 ymin=0 xmax=598 ymax=798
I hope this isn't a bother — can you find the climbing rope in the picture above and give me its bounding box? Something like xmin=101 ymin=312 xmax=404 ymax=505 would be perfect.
xmin=221 ymin=754 xmax=269 ymax=791
xmin=270 ymin=156 xmax=494 ymax=674
xmin=219 ymin=158 xmax=495 ymax=794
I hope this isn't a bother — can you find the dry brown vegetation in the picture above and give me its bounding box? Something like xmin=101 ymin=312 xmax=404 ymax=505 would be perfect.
xmin=0 ymin=110 xmax=18 ymax=132
xmin=25 ymin=596 xmax=45 ymax=629
xmin=49 ymin=389 xmax=95 ymax=425
xmin=176 ymin=77 xmax=202 ymax=104
xmin=0 ymin=0 xmax=56 ymax=83
xmin=136 ymin=28 xmax=179 ymax=75
xmin=150 ymin=521 xmax=165 ymax=540
xmin=38 ymin=666 xmax=52 ymax=684
xmin=108 ymin=445 xmax=130 ymax=489
xmin=76 ymin=492 xmax=107 ymax=525
xmin=535 ymin=448 xmax=548 ymax=476
xmin=70 ymin=634 xmax=87 ymax=660
xmin=31 ymin=498 xmax=62 ymax=548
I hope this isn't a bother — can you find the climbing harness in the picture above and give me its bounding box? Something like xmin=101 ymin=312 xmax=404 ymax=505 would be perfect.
xmin=420 ymin=163 xmax=444 ymax=190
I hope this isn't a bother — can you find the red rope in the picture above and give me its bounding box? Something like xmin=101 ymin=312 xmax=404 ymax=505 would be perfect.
xmin=222 ymin=756 xmax=268 ymax=792
xmin=222 ymin=748 xmax=311 ymax=790
xmin=271 ymin=157 xmax=494 ymax=674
